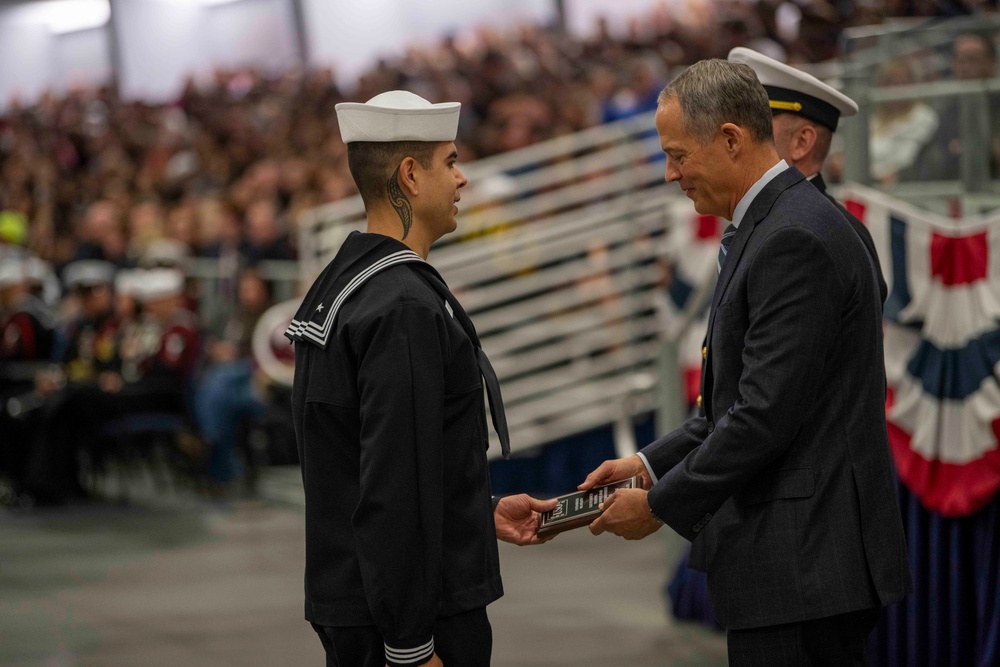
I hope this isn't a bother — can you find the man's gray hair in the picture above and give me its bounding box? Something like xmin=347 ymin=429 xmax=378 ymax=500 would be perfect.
xmin=658 ymin=59 xmax=774 ymax=146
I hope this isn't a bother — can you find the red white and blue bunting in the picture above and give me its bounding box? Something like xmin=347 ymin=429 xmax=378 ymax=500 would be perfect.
xmin=841 ymin=184 xmax=1000 ymax=517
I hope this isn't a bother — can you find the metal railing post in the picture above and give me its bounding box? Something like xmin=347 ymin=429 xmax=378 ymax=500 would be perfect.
xmin=959 ymin=88 xmax=992 ymax=195
xmin=842 ymin=71 xmax=873 ymax=186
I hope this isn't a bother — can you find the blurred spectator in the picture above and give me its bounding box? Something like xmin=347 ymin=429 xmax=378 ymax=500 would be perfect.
xmin=165 ymin=199 xmax=198 ymax=252
xmin=23 ymin=260 xmax=121 ymax=504
xmin=0 ymin=257 xmax=55 ymax=363
xmin=126 ymin=198 xmax=166 ymax=262
xmin=869 ymin=59 xmax=941 ymax=183
xmin=72 ymin=201 xmax=128 ymax=266
xmin=23 ymin=266 xmax=201 ymax=505
xmin=602 ymin=57 xmax=665 ymax=123
xmin=924 ymin=31 xmax=1000 ymax=179
xmin=23 ymin=255 xmax=61 ymax=307
xmin=113 ymin=268 xmax=144 ymax=383
xmin=0 ymin=256 xmax=57 ymax=500
xmin=129 ymin=268 xmax=201 ymax=400
xmin=243 ymin=198 xmax=295 ymax=263
xmin=953 ymin=31 xmax=999 ymax=79
xmin=54 ymin=260 xmax=120 ymax=383
xmin=195 ymin=267 xmax=272 ymax=490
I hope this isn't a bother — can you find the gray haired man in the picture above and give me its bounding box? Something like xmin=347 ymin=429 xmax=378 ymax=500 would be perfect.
xmin=581 ymin=60 xmax=911 ymax=666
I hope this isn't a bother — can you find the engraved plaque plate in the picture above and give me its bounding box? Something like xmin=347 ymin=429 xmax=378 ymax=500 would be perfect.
xmin=537 ymin=476 xmax=644 ymax=538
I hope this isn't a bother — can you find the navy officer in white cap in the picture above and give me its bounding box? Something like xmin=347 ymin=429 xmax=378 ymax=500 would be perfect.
xmin=286 ymin=91 xmax=557 ymax=667
xmin=729 ymin=47 xmax=887 ymax=305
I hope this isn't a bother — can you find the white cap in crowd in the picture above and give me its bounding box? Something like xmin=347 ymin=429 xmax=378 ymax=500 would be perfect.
xmin=728 ymin=47 xmax=858 ymax=132
xmin=134 ymin=269 xmax=184 ymax=303
xmin=335 ymin=91 xmax=461 ymax=144
xmin=134 ymin=268 xmax=185 ymax=303
xmin=23 ymin=256 xmax=53 ymax=287
xmin=63 ymin=260 xmax=116 ymax=291
xmin=140 ymin=238 xmax=192 ymax=270
xmin=114 ymin=268 xmax=145 ymax=297
xmin=0 ymin=257 xmax=24 ymax=289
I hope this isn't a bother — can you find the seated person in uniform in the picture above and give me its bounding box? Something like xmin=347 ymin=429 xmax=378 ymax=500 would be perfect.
xmin=0 ymin=257 xmax=57 ymax=499
xmin=25 ymin=268 xmax=201 ymax=505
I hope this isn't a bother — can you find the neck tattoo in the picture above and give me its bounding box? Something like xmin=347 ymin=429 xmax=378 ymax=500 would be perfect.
xmin=387 ymin=167 xmax=413 ymax=240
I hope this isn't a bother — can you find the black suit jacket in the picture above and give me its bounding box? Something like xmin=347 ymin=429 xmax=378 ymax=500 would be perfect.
xmin=811 ymin=173 xmax=888 ymax=305
xmin=642 ymin=167 xmax=910 ymax=630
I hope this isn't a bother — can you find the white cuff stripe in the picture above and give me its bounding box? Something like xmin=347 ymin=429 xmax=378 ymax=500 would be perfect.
xmin=385 ymin=638 xmax=434 ymax=664
xmin=636 ymin=452 xmax=658 ymax=484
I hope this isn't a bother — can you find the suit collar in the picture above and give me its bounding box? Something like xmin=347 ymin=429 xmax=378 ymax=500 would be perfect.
xmin=732 ymin=160 xmax=789 ymax=230
xmin=811 ymin=172 xmax=827 ymax=194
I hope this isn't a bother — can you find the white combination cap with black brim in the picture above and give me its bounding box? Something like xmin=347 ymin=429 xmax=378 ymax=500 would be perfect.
xmin=728 ymin=47 xmax=858 ymax=133
xmin=335 ymin=90 xmax=461 ymax=144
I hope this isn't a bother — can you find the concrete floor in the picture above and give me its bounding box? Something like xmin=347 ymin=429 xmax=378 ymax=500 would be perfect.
xmin=0 ymin=467 xmax=727 ymax=667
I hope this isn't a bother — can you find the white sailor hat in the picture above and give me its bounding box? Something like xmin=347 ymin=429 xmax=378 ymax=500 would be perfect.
xmin=24 ymin=256 xmax=52 ymax=286
xmin=0 ymin=257 xmax=24 ymax=288
xmin=114 ymin=268 xmax=145 ymax=297
xmin=135 ymin=268 xmax=184 ymax=303
xmin=335 ymin=90 xmax=461 ymax=144
xmin=728 ymin=47 xmax=858 ymax=132
xmin=140 ymin=238 xmax=191 ymax=269
xmin=63 ymin=260 xmax=116 ymax=290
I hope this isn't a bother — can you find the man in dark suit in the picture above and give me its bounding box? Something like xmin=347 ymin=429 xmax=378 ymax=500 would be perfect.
xmin=728 ymin=47 xmax=888 ymax=305
xmin=580 ymin=60 xmax=911 ymax=666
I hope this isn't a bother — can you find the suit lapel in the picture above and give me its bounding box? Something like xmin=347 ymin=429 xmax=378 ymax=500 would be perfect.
xmin=701 ymin=167 xmax=805 ymax=422
xmin=709 ymin=167 xmax=805 ymax=315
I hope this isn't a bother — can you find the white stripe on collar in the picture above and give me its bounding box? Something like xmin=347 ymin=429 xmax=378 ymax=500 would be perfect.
xmin=285 ymin=249 xmax=424 ymax=346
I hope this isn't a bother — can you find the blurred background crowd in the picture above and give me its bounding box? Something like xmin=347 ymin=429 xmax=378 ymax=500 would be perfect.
xmin=1 ymin=0 xmax=996 ymax=270
xmin=1 ymin=0 xmax=998 ymax=506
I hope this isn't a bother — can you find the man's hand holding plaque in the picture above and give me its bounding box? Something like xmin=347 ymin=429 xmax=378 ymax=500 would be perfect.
xmin=579 ymin=456 xmax=663 ymax=541
xmin=588 ymin=487 xmax=663 ymax=540
xmin=578 ymin=455 xmax=651 ymax=492
xmin=537 ymin=475 xmax=646 ymax=538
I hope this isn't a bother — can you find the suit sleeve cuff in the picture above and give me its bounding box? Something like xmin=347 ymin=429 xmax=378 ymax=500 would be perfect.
xmin=636 ymin=452 xmax=658 ymax=484
xmin=385 ymin=638 xmax=434 ymax=666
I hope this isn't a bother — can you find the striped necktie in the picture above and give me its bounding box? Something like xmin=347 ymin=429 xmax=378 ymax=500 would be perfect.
xmin=718 ymin=224 xmax=737 ymax=274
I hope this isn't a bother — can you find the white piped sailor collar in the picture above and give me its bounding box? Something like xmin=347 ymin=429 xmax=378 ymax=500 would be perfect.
xmin=285 ymin=248 xmax=425 ymax=348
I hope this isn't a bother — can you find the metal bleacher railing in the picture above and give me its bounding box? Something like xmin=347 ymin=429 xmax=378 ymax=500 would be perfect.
xmin=296 ymin=112 xmax=678 ymax=457
xmin=188 ymin=16 xmax=1000 ymax=460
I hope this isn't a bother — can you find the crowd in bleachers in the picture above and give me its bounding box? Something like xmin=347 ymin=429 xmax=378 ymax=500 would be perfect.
xmin=3 ymin=1 xmax=994 ymax=270
xmin=1 ymin=1 xmax=997 ymax=506
xmin=862 ymin=28 xmax=999 ymax=186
